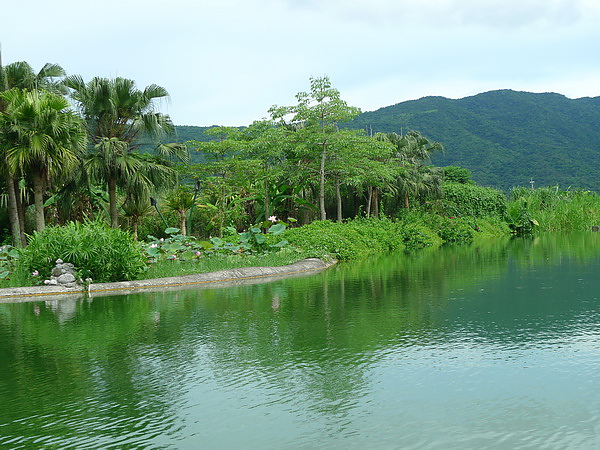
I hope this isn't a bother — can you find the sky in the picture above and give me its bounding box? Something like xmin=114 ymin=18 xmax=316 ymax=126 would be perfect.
xmin=3 ymin=0 xmax=599 ymax=126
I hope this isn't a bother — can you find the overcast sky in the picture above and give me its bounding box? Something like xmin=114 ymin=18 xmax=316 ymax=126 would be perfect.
xmin=3 ymin=0 xmax=599 ymax=126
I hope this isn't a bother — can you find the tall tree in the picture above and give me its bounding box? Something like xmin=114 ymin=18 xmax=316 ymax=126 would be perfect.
xmin=64 ymin=76 xmax=188 ymax=227
xmin=270 ymin=76 xmax=361 ymax=220
xmin=0 ymin=89 xmax=87 ymax=231
xmin=186 ymin=127 xmax=255 ymax=234
xmin=238 ymin=120 xmax=288 ymax=221
xmin=381 ymin=131 xmax=444 ymax=208
xmin=0 ymin=58 xmax=67 ymax=245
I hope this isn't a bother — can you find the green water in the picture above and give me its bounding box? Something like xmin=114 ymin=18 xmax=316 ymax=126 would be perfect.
xmin=1 ymin=233 xmax=599 ymax=448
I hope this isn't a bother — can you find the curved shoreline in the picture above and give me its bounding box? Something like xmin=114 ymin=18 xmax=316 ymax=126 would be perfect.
xmin=0 ymin=258 xmax=336 ymax=303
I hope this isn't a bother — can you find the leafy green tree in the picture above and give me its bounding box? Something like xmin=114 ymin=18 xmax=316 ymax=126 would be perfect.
xmin=270 ymin=76 xmax=361 ymax=220
xmin=238 ymin=120 xmax=288 ymax=221
xmin=64 ymin=76 xmax=188 ymax=227
xmin=186 ymin=127 xmax=256 ymax=234
xmin=327 ymin=131 xmax=395 ymax=220
xmin=443 ymin=166 xmax=474 ymax=184
xmin=0 ymin=89 xmax=87 ymax=231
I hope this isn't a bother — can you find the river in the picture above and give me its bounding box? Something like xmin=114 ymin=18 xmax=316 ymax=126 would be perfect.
xmin=0 ymin=233 xmax=599 ymax=448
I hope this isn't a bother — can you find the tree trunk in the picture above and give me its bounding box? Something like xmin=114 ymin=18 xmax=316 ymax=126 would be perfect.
xmin=403 ymin=193 xmax=410 ymax=209
xmin=179 ymin=210 xmax=187 ymax=236
xmin=108 ymin=177 xmax=119 ymax=228
xmin=6 ymin=173 xmax=22 ymax=247
xmin=366 ymin=186 xmax=373 ymax=217
xmin=132 ymin=218 xmax=139 ymax=241
xmin=32 ymin=172 xmax=45 ymax=232
xmin=15 ymin=181 xmax=26 ymax=246
xmin=264 ymin=178 xmax=270 ymax=220
xmin=373 ymin=187 xmax=379 ymax=218
xmin=319 ymin=144 xmax=327 ymax=220
xmin=335 ymin=176 xmax=342 ymax=222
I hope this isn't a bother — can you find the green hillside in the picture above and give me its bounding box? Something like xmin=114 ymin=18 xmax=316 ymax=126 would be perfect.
xmin=346 ymin=90 xmax=600 ymax=192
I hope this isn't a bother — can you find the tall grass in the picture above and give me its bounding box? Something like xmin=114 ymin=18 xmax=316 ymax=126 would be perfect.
xmin=509 ymin=186 xmax=600 ymax=232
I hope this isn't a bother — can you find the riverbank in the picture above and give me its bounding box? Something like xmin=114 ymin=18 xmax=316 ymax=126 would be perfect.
xmin=0 ymin=258 xmax=336 ymax=303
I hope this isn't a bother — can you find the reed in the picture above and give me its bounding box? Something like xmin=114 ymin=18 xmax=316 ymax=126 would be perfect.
xmin=509 ymin=186 xmax=600 ymax=232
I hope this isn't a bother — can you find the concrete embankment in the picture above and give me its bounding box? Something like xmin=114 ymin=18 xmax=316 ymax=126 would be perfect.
xmin=0 ymin=258 xmax=336 ymax=303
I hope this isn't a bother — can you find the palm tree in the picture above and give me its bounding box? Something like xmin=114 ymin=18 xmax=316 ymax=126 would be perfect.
xmin=383 ymin=131 xmax=444 ymax=208
xmin=0 ymin=58 xmax=68 ymax=244
xmin=64 ymin=76 xmax=188 ymax=227
xmin=86 ymin=137 xmax=179 ymax=227
xmin=121 ymin=193 xmax=154 ymax=240
xmin=165 ymin=186 xmax=195 ymax=236
xmin=4 ymin=61 xmax=66 ymax=94
xmin=0 ymin=89 xmax=87 ymax=231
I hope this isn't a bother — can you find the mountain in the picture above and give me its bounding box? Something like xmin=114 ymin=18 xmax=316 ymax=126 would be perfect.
xmin=172 ymin=90 xmax=600 ymax=192
xmin=346 ymin=90 xmax=600 ymax=192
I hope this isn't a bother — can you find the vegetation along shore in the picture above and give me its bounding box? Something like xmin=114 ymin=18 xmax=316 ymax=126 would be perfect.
xmin=1 ymin=62 xmax=599 ymax=290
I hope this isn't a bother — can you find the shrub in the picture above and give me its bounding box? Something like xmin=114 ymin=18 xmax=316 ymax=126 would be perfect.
xmin=400 ymin=223 xmax=437 ymax=250
xmin=437 ymin=217 xmax=475 ymax=244
xmin=136 ymin=210 xmax=179 ymax=240
xmin=283 ymin=217 xmax=439 ymax=259
xmin=443 ymin=182 xmax=507 ymax=218
xmin=18 ymin=220 xmax=147 ymax=282
xmin=283 ymin=220 xmax=368 ymax=261
xmin=443 ymin=166 xmax=474 ymax=184
xmin=0 ymin=244 xmax=19 ymax=280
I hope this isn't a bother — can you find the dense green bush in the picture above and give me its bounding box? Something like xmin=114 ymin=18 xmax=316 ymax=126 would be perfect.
xmin=443 ymin=182 xmax=507 ymax=218
xmin=284 ymin=220 xmax=370 ymax=261
xmin=283 ymin=218 xmax=407 ymax=261
xmin=18 ymin=221 xmax=147 ymax=282
xmin=437 ymin=217 xmax=475 ymax=244
xmin=400 ymin=223 xmax=437 ymax=250
xmin=283 ymin=217 xmax=448 ymax=259
xmin=443 ymin=166 xmax=474 ymax=184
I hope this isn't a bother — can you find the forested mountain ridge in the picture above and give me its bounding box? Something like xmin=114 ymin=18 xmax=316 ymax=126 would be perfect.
xmin=345 ymin=90 xmax=600 ymax=192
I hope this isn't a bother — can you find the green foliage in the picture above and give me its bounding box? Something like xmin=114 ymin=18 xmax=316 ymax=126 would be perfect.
xmin=437 ymin=217 xmax=475 ymax=245
xmin=0 ymin=244 xmax=19 ymax=280
xmin=473 ymin=216 xmax=512 ymax=237
xmin=144 ymin=221 xmax=288 ymax=265
xmin=284 ymin=221 xmax=366 ymax=261
xmin=509 ymin=186 xmax=600 ymax=232
xmin=443 ymin=182 xmax=507 ymax=218
xmin=400 ymin=223 xmax=437 ymax=251
xmin=283 ymin=217 xmax=407 ymax=260
xmin=238 ymin=221 xmax=288 ymax=252
xmin=506 ymin=197 xmax=539 ymax=236
xmin=137 ymin=210 xmax=179 ymax=240
xmin=443 ymin=166 xmax=474 ymax=184
xmin=18 ymin=221 xmax=147 ymax=282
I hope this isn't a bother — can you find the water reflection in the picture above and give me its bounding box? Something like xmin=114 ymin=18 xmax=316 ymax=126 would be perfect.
xmin=0 ymin=232 xmax=599 ymax=448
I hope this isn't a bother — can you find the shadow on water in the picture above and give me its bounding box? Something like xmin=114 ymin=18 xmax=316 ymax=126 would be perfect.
xmin=0 ymin=232 xmax=599 ymax=447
